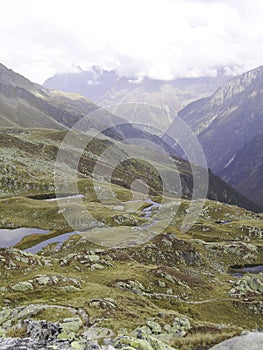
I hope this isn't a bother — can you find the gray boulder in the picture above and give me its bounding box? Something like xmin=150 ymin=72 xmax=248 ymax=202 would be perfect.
xmin=209 ymin=332 xmax=263 ymax=350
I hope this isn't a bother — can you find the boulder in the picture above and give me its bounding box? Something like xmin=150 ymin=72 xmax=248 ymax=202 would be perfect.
xmin=11 ymin=281 xmax=33 ymax=292
xmin=209 ymin=332 xmax=263 ymax=350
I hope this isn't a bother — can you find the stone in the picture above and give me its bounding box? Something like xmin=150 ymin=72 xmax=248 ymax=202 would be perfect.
xmin=146 ymin=320 xmax=162 ymax=334
xmin=89 ymin=298 xmax=117 ymax=309
xmin=60 ymin=285 xmax=80 ymax=292
xmin=91 ymin=263 xmax=105 ymax=270
xmin=24 ymin=319 xmax=61 ymax=341
xmin=71 ymin=341 xmax=86 ymax=350
xmin=209 ymin=332 xmax=263 ymax=350
xmin=88 ymin=255 xmax=100 ymax=262
xmin=157 ymin=280 xmax=166 ymax=288
xmin=83 ymin=326 xmax=114 ymax=341
xmin=11 ymin=281 xmax=33 ymax=292
xmin=113 ymin=335 xmax=153 ymax=350
xmin=34 ymin=275 xmax=50 ymax=285
xmin=58 ymin=317 xmax=82 ymax=340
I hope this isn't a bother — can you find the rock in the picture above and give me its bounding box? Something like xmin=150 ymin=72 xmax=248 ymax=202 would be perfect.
xmin=24 ymin=319 xmax=62 ymax=341
xmin=71 ymin=341 xmax=86 ymax=350
xmin=58 ymin=317 xmax=82 ymax=340
xmin=91 ymin=263 xmax=105 ymax=270
xmin=88 ymin=255 xmax=100 ymax=263
xmin=0 ymin=337 xmax=73 ymax=349
xmin=248 ymin=278 xmax=263 ymax=293
xmin=89 ymin=298 xmax=117 ymax=309
xmin=32 ymin=274 xmax=81 ymax=290
xmin=60 ymin=285 xmax=81 ymax=292
xmin=209 ymin=331 xmax=263 ymax=349
xmin=11 ymin=281 xmax=33 ymax=292
xmin=229 ymin=274 xmax=263 ymax=297
xmin=115 ymin=280 xmax=146 ymax=293
xmin=157 ymin=280 xmax=166 ymax=288
xmin=146 ymin=320 xmax=162 ymax=334
xmin=113 ymin=335 xmax=153 ymax=350
xmin=113 ymin=334 xmax=175 ymax=350
xmin=83 ymin=326 xmax=114 ymax=341
xmin=34 ymin=275 xmax=51 ymax=285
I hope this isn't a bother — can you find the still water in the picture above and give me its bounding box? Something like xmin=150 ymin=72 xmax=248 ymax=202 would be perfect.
xmin=0 ymin=228 xmax=50 ymax=248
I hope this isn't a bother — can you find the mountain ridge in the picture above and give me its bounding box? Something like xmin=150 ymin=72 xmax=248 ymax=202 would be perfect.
xmin=169 ymin=65 xmax=263 ymax=172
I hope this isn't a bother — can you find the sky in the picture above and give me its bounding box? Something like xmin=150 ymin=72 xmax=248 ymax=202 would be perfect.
xmin=1 ymin=0 xmax=263 ymax=84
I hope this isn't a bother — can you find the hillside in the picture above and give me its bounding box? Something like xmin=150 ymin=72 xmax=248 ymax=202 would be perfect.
xmin=167 ymin=65 xmax=263 ymax=172
xmin=218 ymin=133 xmax=263 ymax=206
xmin=0 ymin=62 xmax=260 ymax=212
xmin=0 ymin=63 xmax=263 ymax=349
xmin=0 ymin=194 xmax=262 ymax=348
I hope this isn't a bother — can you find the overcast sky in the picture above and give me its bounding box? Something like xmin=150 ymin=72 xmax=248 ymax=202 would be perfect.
xmin=1 ymin=0 xmax=263 ymax=84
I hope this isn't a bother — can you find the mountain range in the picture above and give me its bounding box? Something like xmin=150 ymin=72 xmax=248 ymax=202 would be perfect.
xmin=0 ymin=62 xmax=263 ymax=349
xmin=44 ymin=66 xmax=231 ymax=131
xmin=43 ymin=64 xmax=263 ymax=207
xmin=0 ymin=62 xmax=260 ymax=212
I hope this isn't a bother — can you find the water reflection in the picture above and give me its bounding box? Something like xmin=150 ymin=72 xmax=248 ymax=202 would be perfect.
xmin=0 ymin=228 xmax=50 ymax=247
xmin=25 ymin=231 xmax=78 ymax=254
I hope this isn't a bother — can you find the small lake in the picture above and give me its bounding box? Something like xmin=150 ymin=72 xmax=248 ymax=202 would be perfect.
xmin=142 ymin=199 xmax=161 ymax=218
xmin=28 ymin=194 xmax=84 ymax=201
xmin=25 ymin=231 xmax=78 ymax=254
xmin=0 ymin=228 xmax=50 ymax=248
xmin=229 ymin=264 xmax=263 ymax=276
xmin=44 ymin=194 xmax=84 ymax=202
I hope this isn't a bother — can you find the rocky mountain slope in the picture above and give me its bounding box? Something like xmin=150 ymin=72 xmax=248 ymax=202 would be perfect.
xmin=0 ymin=63 xmax=263 ymax=349
xmin=218 ymin=134 xmax=263 ymax=206
xmin=43 ymin=66 xmax=231 ymax=131
xmin=0 ymin=197 xmax=262 ymax=349
xmin=167 ymin=65 xmax=263 ymax=173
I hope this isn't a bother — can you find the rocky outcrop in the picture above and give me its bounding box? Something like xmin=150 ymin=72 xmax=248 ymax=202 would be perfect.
xmin=209 ymin=331 xmax=263 ymax=350
xmin=0 ymin=309 xmax=192 ymax=349
xmin=229 ymin=273 xmax=263 ymax=298
xmin=0 ymin=248 xmax=53 ymax=269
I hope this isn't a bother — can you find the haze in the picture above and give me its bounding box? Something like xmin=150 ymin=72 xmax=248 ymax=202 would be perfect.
xmin=1 ymin=0 xmax=263 ymax=83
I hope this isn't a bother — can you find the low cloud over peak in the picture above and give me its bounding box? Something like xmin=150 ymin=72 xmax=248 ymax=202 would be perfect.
xmin=1 ymin=0 xmax=263 ymax=83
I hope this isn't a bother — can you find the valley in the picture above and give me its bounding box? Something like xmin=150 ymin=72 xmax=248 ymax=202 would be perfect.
xmin=0 ymin=62 xmax=262 ymax=350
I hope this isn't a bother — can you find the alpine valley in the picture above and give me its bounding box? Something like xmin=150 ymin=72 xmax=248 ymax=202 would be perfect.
xmin=0 ymin=63 xmax=262 ymax=350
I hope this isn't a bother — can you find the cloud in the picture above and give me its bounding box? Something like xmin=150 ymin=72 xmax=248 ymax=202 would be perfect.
xmin=1 ymin=0 xmax=263 ymax=83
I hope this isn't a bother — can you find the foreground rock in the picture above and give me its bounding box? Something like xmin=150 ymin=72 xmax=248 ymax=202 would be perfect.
xmin=209 ymin=332 xmax=263 ymax=350
xmin=0 ymin=318 xmax=180 ymax=350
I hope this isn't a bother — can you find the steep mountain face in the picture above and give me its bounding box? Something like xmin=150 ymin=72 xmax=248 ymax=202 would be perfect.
xmin=218 ymin=134 xmax=263 ymax=206
xmin=168 ymin=65 xmax=263 ymax=172
xmin=43 ymin=66 xmax=231 ymax=131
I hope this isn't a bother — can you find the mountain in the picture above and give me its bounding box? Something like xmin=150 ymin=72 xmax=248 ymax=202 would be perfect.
xmin=1 ymin=63 xmax=263 ymax=349
xmin=0 ymin=63 xmax=180 ymax=154
xmin=218 ymin=133 xmax=263 ymax=206
xmin=0 ymin=62 xmax=96 ymax=129
xmin=43 ymin=66 xmax=231 ymax=131
xmin=0 ymin=62 xmax=261 ymax=213
xmin=167 ymin=65 xmax=263 ymax=173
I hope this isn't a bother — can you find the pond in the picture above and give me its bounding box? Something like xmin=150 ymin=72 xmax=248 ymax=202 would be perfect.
xmin=142 ymin=199 xmax=161 ymax=218
xmin=28 ymin=193 xmax=84 ymax=201
xmin=229 ymin=264 xmax=263 ymax=276
xmin=0 ymin=228 xmax=50 ymax=248
xmin=25 ymin=231 xmax=78 ymax=254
